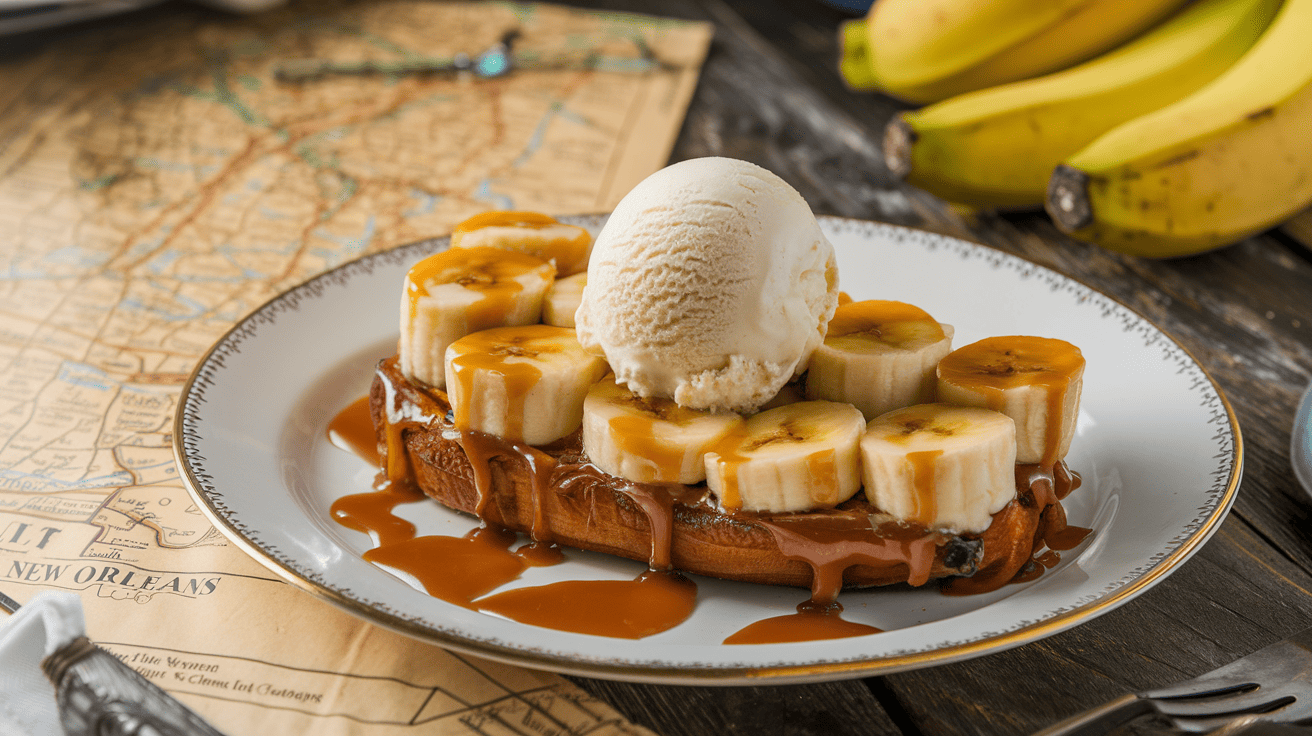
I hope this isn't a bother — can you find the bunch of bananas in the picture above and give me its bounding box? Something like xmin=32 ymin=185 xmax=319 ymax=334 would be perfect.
xmin=841 ymin=0 xmax=1312 ymax=258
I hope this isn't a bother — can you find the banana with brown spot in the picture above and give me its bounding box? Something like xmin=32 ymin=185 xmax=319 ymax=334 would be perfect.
xmin=452 ymin=211 xmax=592 ymax=275
xmin=704 ymin=401 xmax=866 ymax=513
xmin=400 ymin=247 xmax=556 ymax=389
xmin=445 ymin=324 xmax=608 ymax=445
xmin=806 ymin=300 xmax=954 ymax=421
xmin=861 ymin=403 xmax=1016 ymax=533
xmin=583 ymin=374 xmax=743 ymax=485
xmin=936 ymin=336 xmax=1084 ymax=466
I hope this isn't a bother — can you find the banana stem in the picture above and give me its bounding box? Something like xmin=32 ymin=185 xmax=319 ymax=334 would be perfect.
xmin=883 ymin=118 xmax=916 ymax=180
xmin=1047 ymin=164 xmax=1094 ymax=232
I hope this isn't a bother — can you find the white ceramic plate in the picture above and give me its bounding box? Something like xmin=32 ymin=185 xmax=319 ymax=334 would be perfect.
xmin=175 ymin=216 xmax=1242 ymax=684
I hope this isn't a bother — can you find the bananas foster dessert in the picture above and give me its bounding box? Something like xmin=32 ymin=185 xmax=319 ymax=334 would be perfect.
xmin=358 ymin=157 xmax=1090 ymax=631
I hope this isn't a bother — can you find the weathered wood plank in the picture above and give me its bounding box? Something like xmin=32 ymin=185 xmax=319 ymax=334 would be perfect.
xmin=566 ymin=680 xmax=903 ymax=736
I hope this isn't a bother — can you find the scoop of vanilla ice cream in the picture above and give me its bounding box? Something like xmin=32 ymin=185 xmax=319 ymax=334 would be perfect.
xmin=575 ymin=157 xmax=839 ymax=413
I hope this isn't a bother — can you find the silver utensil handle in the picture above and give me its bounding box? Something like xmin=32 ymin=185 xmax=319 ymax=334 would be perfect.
xmin=1031 ymin=693 xmax=1156 ymax=736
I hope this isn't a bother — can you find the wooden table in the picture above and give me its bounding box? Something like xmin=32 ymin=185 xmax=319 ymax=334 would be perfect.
xmin=557 ymin=0 xmax=1312 ymax=734
xmin=9 ymin=1 xmax=1311 ymax=734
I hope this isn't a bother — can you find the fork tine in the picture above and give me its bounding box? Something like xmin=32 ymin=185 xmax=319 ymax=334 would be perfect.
xmin=1169 ymin=698 xmax=1309 ymax=734
xmin=1145 ymin=680 xmax=1258 ymax=700
xmin=1164 ymin=691 xmax=1312 ymax=734
xmin=1155 ymin=690 xmax=1295 ymax=718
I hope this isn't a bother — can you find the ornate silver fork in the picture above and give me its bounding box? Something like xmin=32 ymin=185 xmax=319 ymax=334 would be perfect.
xmin=1034 ymin=628 xmax=1312 ymax=735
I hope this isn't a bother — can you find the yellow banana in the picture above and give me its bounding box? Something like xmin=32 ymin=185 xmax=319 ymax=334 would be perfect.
xmin=1047 ymin=0 xmax=1312 ymax=257
xmin=845 ymin=0 xmax=1189 ymax=103
xmin=884 ymin=0 xmax=1280 ymax=209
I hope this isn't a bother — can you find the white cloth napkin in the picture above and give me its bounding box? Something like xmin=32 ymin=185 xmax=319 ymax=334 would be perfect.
xmin=0 ymin=591 xmax=85 ymax=736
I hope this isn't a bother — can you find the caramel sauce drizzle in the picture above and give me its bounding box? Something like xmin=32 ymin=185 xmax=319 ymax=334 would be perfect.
xmin=906 ymin=449 xmax=943 ymax=527
xmin=475 ymin=570 xmax=697 ymax=640
xmin=451 ymin=211 xmax=590 ymax=275
xmin=554 ymin=464 xmax=703 ymax=571
xmin=602 ymin=387 xmax=725 ymax=483
xmin=365 ymin=526 xmax=527 ymax=607
xmin=327 ymin=396 xmax=425 ymax=548
xmin=707 ymin=412 xmax=834 ymax=512
xmin=454 ymin=429 xmax=561 ymax=554
xmin=326 ymin=395 xmax=381 ymax=467
xmin=405 ymin=246 xmax=551 ymax=337
xmin=756 ymin=514 xmax=946 ymax=604
xmin=608 ymin=413 xmax=689 ymax=480
xmin=940 ymin=463 xmax=1089 ymax=596
xmin=344 ymin=365 xmax=695 ymax=637
xmin=333 ymin=357 xmax=1092 ymax=643
xmin=724 ymin=600 xmax=882 ymax=645
xmin=804 ymin=449 xmax=840 ymax=505
xmin=937 ymin=336 xmax=1084 ymax=469
xmin=825 ymin=300 xmax=945 ymax=346
xmin=447 ymin=326 xmax=577 ymax=445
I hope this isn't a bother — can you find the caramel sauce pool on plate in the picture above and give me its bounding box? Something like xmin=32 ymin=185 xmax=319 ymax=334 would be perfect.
xmin=325 ymin=365 xmax=1089 ymax=643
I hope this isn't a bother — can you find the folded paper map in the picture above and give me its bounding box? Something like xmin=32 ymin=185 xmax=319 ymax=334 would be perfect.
xmin=0 ymin=1 xmax=711 ymax=732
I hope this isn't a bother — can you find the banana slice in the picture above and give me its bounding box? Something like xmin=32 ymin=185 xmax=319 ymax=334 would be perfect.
xmin=400 ymin=247 xmax=556 ymax=389
xmin=861 ymin=403 xmax=1016 ymax=533
xmin=704 ymin=401 xmax=866 ymax=513
xmin=445 ymin=325 xmax=609 ymax=445
xmin=451 ymin=211 xmax=592 ymax=276
xmin=936 ymin=336 xmax=1085 ymax=466
xmin=542 ymin=272 xmax=587 ymax=328
xmin=805 ymin=300 xmax=954 ymax=421
xmin=583 ymin=374 xmax=743 ymax=485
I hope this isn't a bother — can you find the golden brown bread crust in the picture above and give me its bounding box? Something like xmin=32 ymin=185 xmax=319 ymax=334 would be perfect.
xmin=370 ymin=356 xmax=1043 ymax=590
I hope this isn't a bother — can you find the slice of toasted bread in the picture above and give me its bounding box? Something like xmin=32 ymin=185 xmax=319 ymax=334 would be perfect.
xmin=370 ymin=356 xmax=1046 ymax=592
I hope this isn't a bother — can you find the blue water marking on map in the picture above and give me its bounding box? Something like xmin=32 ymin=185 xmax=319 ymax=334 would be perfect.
xmin=144 ymin=250 xmax=181 ymax=275
xmin=473 ymin=179 xmax=514 ymax=210
xmin=57 ymin=361 xmax=115 ymax=392
xmin=121 ymin=286 xmax=209 ymax=321
xmin=170 ymin=272 xmax=248 ymax=285
xmin=0 ymin=468 xmax=133 ymax=491
xmin=510 ymin=103 xmax=592 ymax=171
xmin=312 ymin=215 xmax=376 ymax=257
xmin=247 ymin=178 xmax=265 ymax=192
xmin=0 ymin=264 xmax=50 ymax=279
xmin=124 ymin=237 xmax=166 ymax=262
xmin=218 ymin=251 xmax=268 ymax=280
xmin=403 ymin=189 xmax=441 ymax=217
xmin=259 ymin=206 xmax=293 ymax=220
xmin=134 ymin=157 xmax=196 ymax=173
xmin=42 ymin=246 xmax=110 ymax=269
xmin=557 ymin=108 xmax=590 ymax=126
xmin=513 ymin=102 xmax=563 ymax=169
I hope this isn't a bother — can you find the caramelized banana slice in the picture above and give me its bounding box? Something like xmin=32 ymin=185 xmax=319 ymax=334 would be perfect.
xmin=861 ymin=403 xmax=1016 ymax=533
xmin=445 ymin=325 xmax=608 ymax=445
xmin=936 ymin=336 xmax=1084 ymax=465
xmin=583 ymin=374 xmax=743 ymax=484
xmin=542 ymin=272 xmax=587 ymax=328
xmin=400 ymin=247 xmax=555 ymax=389
xmin=452 ymin=211 xmax=592 ymax=276
xmin=704 ymin=401 xmax=866 ymax=513
xmin=806 ymin=300 xmax=954 ymax=420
